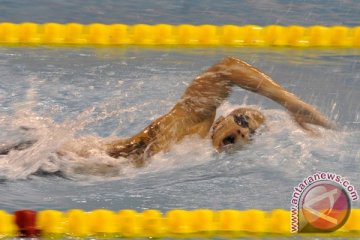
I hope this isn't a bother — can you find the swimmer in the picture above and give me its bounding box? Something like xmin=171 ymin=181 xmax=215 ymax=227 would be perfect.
xmin=105 ymin=57 xmax=334 ymax=166
xmin=1 ymin=57 xmax=334 ymax=167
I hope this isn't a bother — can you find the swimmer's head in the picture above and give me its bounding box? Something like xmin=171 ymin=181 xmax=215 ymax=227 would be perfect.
xmin=211 ymin=108 xmax=265 ymax=151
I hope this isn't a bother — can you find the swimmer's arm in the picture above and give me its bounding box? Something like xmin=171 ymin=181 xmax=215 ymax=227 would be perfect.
xmin=106 ymin=56 xmax=333 ymax=161
xmin=105 ymin=65 xmax=231 ymax=161
xmin=217 ymin=57 xmax=335 ymax=130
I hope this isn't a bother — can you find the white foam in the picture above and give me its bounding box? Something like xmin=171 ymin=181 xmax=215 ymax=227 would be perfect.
xmin=0 ymin=84 xmax=355 ymax=182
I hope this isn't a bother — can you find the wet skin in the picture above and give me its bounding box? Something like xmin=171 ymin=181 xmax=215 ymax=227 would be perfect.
xmin=1 ymin=57 xmax=334 ymax=168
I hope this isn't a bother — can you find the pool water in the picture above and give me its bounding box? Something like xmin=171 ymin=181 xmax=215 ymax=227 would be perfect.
xmin=0 ymin=0 xmax=359 ymax=222
xmin=0 ymin=47 xmax=359 ymax=212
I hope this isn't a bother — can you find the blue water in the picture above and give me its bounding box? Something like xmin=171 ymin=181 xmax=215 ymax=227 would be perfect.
xmin=0 ymin=0 xmax=359 ymax=26
xmin=0 ymin=0 xmax=359 ymax=225
xmin=1 ymin=47 xmax=359 ymax=212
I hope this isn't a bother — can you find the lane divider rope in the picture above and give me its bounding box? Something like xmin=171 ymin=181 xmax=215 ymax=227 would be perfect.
xmin=0 ymin=209 xmax=359 ymax=237
xmin=0 ymin=23 xmax=359 ymax=47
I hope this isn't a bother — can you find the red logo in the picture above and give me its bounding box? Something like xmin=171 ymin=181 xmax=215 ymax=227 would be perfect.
xmin=299 ymin=182 xmax=351 ymax=232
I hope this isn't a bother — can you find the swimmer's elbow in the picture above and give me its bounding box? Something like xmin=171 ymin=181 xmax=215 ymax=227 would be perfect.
xmin=219 ymin=56 xmax=240 ymax=64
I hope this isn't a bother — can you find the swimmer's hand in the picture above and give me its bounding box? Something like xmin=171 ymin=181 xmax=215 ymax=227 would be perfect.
xmin=283 ymin=94 xmax=336 ymax=133
xmin=216 ymin=57 xmax=335 ymax=133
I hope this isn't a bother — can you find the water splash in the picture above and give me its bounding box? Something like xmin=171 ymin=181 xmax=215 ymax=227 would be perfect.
xmin=0 ymin=75 xmax=214 ymax=180
xmin=0 ymin=81 xmax=356 ymax=182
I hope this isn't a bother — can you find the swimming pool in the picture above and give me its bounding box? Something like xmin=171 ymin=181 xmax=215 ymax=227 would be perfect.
xmin=0 ymin=0 xmax=359 ymax=222
xmin=1 ymin=46 xmax=359 ymax=213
